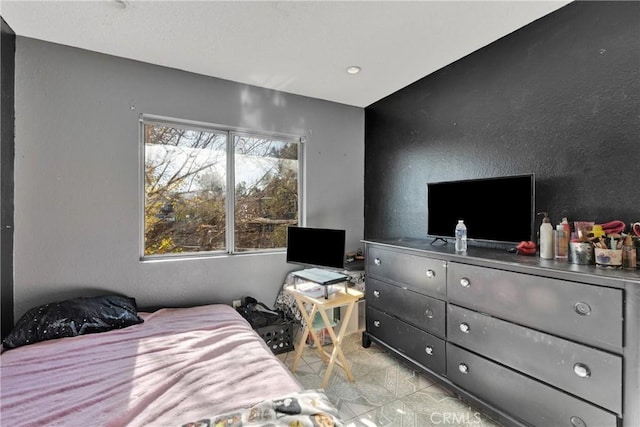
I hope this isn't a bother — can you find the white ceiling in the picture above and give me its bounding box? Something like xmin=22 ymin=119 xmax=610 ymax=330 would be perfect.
xmin=1 ymin=0 xmax=571 ymax=107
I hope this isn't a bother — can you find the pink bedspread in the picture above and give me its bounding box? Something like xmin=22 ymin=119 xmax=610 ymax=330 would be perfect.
xmin=0 ymin=304 xmax=302 ymax=426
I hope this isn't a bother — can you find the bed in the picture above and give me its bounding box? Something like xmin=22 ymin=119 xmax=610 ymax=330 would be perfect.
xmin=0 ymin=296 xmax=343 ymax=426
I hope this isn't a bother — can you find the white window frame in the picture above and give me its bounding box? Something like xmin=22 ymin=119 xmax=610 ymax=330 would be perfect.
xmin=139 ymin=113 xmax=305 ymax=260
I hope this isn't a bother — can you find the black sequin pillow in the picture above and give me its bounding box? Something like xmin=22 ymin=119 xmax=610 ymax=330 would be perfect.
xmin=2 ymin=295 xmax=144 ymax=350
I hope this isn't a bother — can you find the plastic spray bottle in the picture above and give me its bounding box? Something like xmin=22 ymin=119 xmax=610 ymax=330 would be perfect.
xmin=555 ymin=222 xmax=569 ymax=260
xmin=561 ymin=217 xmax=571 ymax=238
xmin=538 ymin=212 xmax=554 ymax=259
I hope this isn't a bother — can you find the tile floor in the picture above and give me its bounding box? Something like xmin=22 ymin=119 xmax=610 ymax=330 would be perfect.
xmin=277 ymin=332 xmax=503 ymax=427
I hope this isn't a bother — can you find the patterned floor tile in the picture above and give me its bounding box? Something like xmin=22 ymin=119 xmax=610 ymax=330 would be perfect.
xmin=323 ymin=386 xmax=358 ymax=422
xmin=401 ymin=386 xmax=501 ymax=427
xmin=287 ymin=332 xmax=503 ymax=427
xmin=330 ymin=373 xmax=399 ymax=417
xmin=340 ymin=332 xmax=371 ymax=354
xmin=351 ymin=399 xmax=435 ymax=427
xmin=367 ymin=360 xmax=435 ymax=399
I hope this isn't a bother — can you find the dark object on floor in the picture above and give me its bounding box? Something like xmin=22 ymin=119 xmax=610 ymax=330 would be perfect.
xmin=236 ymin=296 xmax=285 ymax=329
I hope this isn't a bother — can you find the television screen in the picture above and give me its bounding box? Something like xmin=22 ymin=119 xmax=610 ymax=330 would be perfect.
xmin=286 ymin=226 xmax=346 ymax=270
xmin=427 ymin=174 xmax=535 ymax=244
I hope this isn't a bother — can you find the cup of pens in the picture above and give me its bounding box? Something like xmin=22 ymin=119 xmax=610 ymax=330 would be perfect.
xmin=593 ymin=237 xmax=622 ymax=269
xmin=595 ymin=248 xmax=622 ymax=268
xmin=592 ymin=233 xmax=624 ymax=268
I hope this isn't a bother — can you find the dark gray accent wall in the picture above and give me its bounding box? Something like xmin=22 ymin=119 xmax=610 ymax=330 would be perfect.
xmin=365 ymin=1 xmax=640 ymax=241
xmin=1 ymin=17 xmax=16 ymax=339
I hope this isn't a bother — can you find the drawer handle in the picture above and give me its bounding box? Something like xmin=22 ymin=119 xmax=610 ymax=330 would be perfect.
xmin=373 ymin=320 xmax=381 ymax=328
xmin=458 ymin=363 xmax=469 ymax=374
xmin=425 ymin=309 xmax=434 ymax=319
xmin=460 ymin=277 xmax=470 ymax=288
xmin=459 ymin=322 xmax=470 ymax=333
xmin=374 ymin=258 xmax=382 ymax=266
xmin=425 ymin=345 xmax=434 ymax=355
xmin=373 ymin=290 xmax=380 ymax=298
xmin=573 ymin=363 xmax=591 ymax=378
xmin=574 ymin=301 xmax=592 ymax=316
xmin=426 ymin=269 xmax=436 ymax=278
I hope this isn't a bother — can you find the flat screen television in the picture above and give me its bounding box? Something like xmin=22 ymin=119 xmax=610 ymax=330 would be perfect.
xmin=427 ymin=174 xmax=535 ymax=245
xmin=286 ymin=226 xmax=346 ymax=270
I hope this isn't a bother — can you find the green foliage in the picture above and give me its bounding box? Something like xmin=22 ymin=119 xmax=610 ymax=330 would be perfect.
xmin=144 ymin=123 xmax=299 ymax=255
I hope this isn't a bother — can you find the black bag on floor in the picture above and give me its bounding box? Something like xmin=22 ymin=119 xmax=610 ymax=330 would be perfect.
xmin=236 ymin=296 xmax=284 ymax=329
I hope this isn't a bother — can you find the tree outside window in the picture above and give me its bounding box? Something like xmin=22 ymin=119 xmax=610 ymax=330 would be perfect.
xmin=233 ymin=134 xmax=299 ymax=252
xmin=142 ymin=118 xmax=300 ymax=257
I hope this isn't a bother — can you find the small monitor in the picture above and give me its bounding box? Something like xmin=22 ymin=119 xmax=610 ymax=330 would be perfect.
xmin=286 ymin=226 xmax=346 ymax=270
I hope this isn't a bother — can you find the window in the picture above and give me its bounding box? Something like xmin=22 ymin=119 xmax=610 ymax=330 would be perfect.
xmin=142 ymin=116 xmax=302 ymax=258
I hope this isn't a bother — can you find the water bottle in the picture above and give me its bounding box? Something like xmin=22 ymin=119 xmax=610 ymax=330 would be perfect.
xmin=455 ymin=220 xmax=467 ymax=253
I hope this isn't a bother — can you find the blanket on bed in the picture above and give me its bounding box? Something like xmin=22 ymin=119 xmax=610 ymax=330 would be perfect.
xmin=179 ymin=389 xmax=343 ymax=427
xmin=0 ymin=304 xmax=304 ymax=427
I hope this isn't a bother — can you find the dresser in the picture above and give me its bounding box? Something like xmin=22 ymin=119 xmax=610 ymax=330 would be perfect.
xmin=362 ymin=239 xmax=640 ymax=427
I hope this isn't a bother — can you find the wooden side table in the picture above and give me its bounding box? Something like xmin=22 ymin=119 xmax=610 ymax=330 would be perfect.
xmin=285 ymin=284 xmax=364 ymax=388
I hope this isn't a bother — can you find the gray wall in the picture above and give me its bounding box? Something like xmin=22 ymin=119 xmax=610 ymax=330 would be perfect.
xmin=13 ymin=38 xmax=364 ymax=318
xmin=1 ymin=18 xmax=16 ymax=338
xmin=365 ymin=1 xmax=639 ymax=241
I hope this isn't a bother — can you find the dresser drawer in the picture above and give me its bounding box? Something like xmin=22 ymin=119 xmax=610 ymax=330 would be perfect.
xmin=448 ymin=304 xmax=622 ymax=413
xmin=367 ymin=278 xmax=446 ymax=338
xmin=367 ymin=306 xmax=445 ymax=375
xmin=447 ymin=262 xmax=623 ymax=351
xmin=447 ymin=343 xmax=618 ymax=427
xmin=366 ymin=245 xmax=446 ymax=298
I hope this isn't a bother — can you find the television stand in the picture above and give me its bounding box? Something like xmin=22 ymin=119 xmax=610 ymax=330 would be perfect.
xmin=292 ymin=268 xmax=349 ymax=299
xmin=430 ymin=237 xmax=448 ymax=245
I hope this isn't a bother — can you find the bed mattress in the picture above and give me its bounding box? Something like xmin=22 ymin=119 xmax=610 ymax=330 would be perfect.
xmin=0 ymin=304 xmax=303 ymax=426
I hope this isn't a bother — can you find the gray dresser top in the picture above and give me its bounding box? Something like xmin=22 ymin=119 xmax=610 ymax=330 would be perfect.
xmin=363 ymin=238 xmax=640 ymax=289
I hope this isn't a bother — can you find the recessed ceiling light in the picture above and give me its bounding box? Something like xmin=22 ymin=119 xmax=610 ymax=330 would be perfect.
xmin=346 ymin=66 xmax=361 ymax=75
xmin=113 ymin=0 xmax=130 ymax=9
